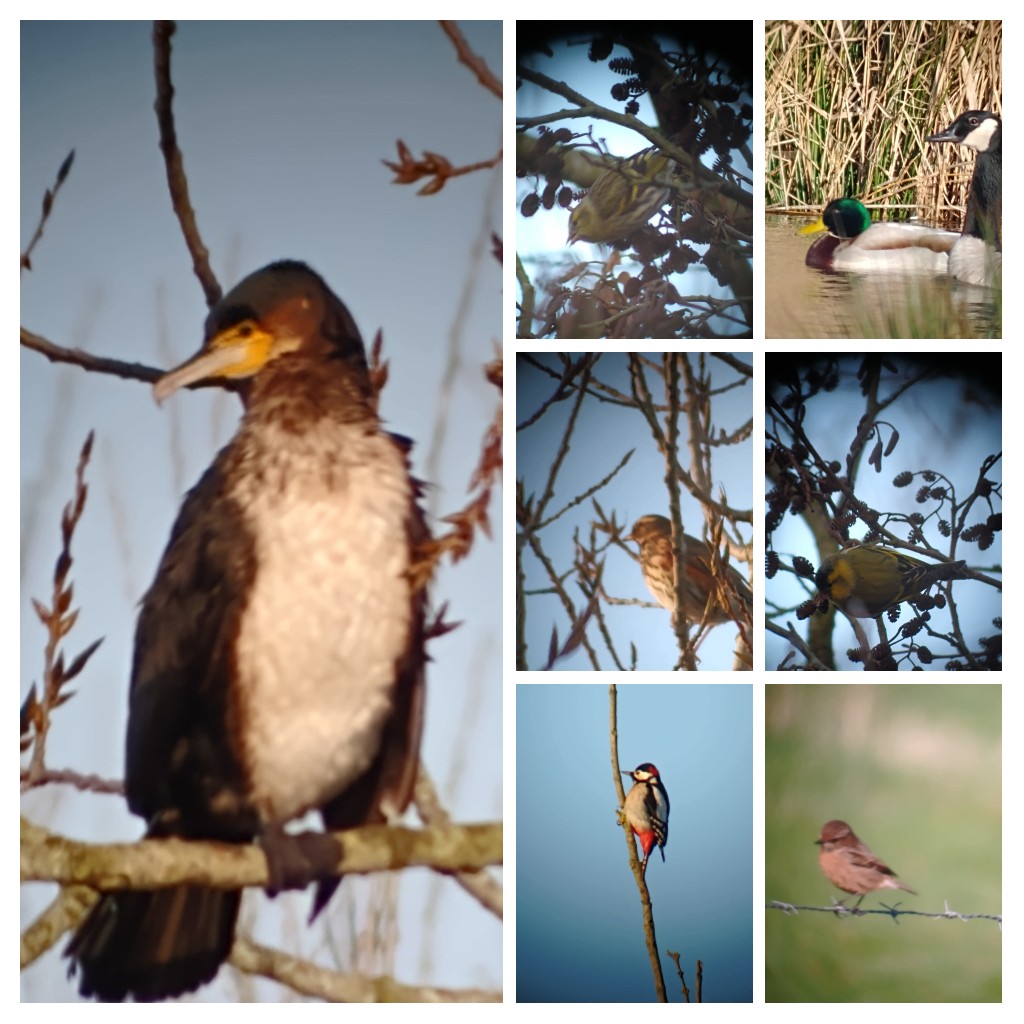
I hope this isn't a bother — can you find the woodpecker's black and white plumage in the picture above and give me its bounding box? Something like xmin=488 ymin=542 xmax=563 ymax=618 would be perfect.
xmin=927 ymin=110 xmax=1002 ymax=286
xmin=621 ymin=763 xmax=670 ymax=876
xmin=65 ymin=261 xmax=427 ymax=1001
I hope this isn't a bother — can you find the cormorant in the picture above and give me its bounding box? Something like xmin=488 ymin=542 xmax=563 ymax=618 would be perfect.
xmin=66 ymin=260 xmax=427 ymax=1001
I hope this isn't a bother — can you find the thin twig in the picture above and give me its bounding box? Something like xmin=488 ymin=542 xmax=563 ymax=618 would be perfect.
xmin=438 ymin=21 xmax=501 ymax=99
xmin=152 ymin=20 xmax=221 ymax=306
xmin=21 ymin=150 xmax=75 ymax=272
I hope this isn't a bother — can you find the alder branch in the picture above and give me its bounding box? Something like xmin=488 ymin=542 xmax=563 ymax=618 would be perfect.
xmin=515 ymin=66 xmax=751 ymax=209
xmin=765 ymin=619 xmax=833 ymax=671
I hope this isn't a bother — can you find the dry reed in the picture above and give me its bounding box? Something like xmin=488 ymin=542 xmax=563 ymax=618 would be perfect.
xmin=766 ymin=20 xmax=1001 ymax=228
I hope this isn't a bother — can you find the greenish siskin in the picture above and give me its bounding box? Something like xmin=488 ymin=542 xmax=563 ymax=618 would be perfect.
xmin=815 ymin=544 xmax=971 ymax=618
xmin=567 ymin=148 xmax=674 ymax=245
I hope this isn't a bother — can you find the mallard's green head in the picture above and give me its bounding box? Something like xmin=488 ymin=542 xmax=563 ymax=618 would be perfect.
xmin=799 ymin=199 xmax=872 ymax=240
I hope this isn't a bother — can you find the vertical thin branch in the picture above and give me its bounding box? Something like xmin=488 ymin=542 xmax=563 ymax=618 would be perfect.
xmin=610 ymin=684 xmax=624 ymax=799
xmin=664 ymin=355 xmax=698 ymax=670
xmin=516 ymin=534 xmax=528 ymax=669
xmin=152 ymin=21 xmax=221 ymax=306
xmin=611 ymin=685 xmax=668 ymax=1001
xmin=681 ymin=355 xmax=753 ymax=670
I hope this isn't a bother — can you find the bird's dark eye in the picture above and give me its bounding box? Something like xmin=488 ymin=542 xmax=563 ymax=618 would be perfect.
xmin=237 ymin=324 xmax=253 ymax=338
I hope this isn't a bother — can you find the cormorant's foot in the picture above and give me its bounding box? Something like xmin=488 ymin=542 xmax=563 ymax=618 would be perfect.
xmin=260 ymin=827 xmax=341 ymax=896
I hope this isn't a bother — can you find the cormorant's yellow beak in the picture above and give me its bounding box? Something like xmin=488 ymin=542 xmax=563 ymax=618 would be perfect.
xmin=153 ymin=321 xmax=286 ymax=404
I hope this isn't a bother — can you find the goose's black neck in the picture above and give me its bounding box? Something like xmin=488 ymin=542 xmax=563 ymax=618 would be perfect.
xmin=965 ymin=123 xmax=1001 ymax=248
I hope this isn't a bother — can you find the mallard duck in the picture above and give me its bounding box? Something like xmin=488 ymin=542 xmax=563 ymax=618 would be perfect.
xmin=800 ymin=198 xmax=958 ymax=273
xmin=927 ymin=110 xmax=1001 ymax=287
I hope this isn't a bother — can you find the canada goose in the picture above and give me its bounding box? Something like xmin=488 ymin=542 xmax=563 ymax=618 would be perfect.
xmin=926 ymin=110 xmax=1001 ymax=287
xmin=800 ymin=198 xmax=958 ymax=273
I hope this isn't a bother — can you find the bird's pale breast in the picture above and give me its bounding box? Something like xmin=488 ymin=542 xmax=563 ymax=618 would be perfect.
xmin=229 ymin=416 xmax=415 ymax=823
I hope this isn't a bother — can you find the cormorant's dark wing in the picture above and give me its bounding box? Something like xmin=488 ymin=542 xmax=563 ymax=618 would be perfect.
xmin=68 ymin=457 xmax=251 ymax=1000
xmin=125 ymin=457 xmax=256 ymax=839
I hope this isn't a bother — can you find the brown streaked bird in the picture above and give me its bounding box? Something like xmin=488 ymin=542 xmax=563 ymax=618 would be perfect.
xmin=626 ymin=514 xmax=752 ymax=628
xmin=816 ymin=819 xmax=916 ymax=905
xmin=65 ymin=260 xmax=428 ymax=1001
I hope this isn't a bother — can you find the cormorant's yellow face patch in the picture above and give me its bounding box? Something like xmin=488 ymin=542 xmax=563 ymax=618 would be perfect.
xmin=153 ymin=317 xmax=306 ymax=403
xmin=206 ymin=320 xmax=293 ymax=378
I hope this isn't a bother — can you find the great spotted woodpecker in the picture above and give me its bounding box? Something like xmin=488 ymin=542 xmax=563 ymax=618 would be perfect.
xmin=621 ymin=763 xmax=670 ymax=876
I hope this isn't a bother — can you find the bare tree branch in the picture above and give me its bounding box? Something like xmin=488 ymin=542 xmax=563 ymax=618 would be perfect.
xmin=152 ymin=20 xmax=221 ymax=306
xmin=21 ymin=817 xmax=501 ymax=890
xmin=232 ymin=935 xmax=501 ymax=1001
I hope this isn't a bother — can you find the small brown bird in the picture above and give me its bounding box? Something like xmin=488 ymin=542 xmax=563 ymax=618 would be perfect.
xmin=627 ymin=514 xmax=752 ymax=628
xmin=816 ymin=819 xmax=916 ymax=905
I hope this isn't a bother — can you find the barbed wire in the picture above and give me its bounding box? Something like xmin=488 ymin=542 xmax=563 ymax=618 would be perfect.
xmin=766 ymin=900 xmax=1001 ymax=929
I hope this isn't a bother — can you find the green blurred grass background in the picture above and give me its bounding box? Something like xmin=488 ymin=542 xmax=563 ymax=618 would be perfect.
xmin=766 ymin=684 xmax=1001 ymax=1001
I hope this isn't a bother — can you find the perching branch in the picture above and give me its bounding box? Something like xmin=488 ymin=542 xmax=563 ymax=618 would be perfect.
xmin=21 ymin=817 xmax=502 ymax=891
xmin=610 ymin=685 xmax=668 ymax=1001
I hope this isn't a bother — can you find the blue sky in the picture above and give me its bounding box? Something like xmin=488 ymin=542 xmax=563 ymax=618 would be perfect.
xmin=21 ymin=21 xmax=501 ymax=1001
xmin=516 ymin=683 xmax=754 ymax=1002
